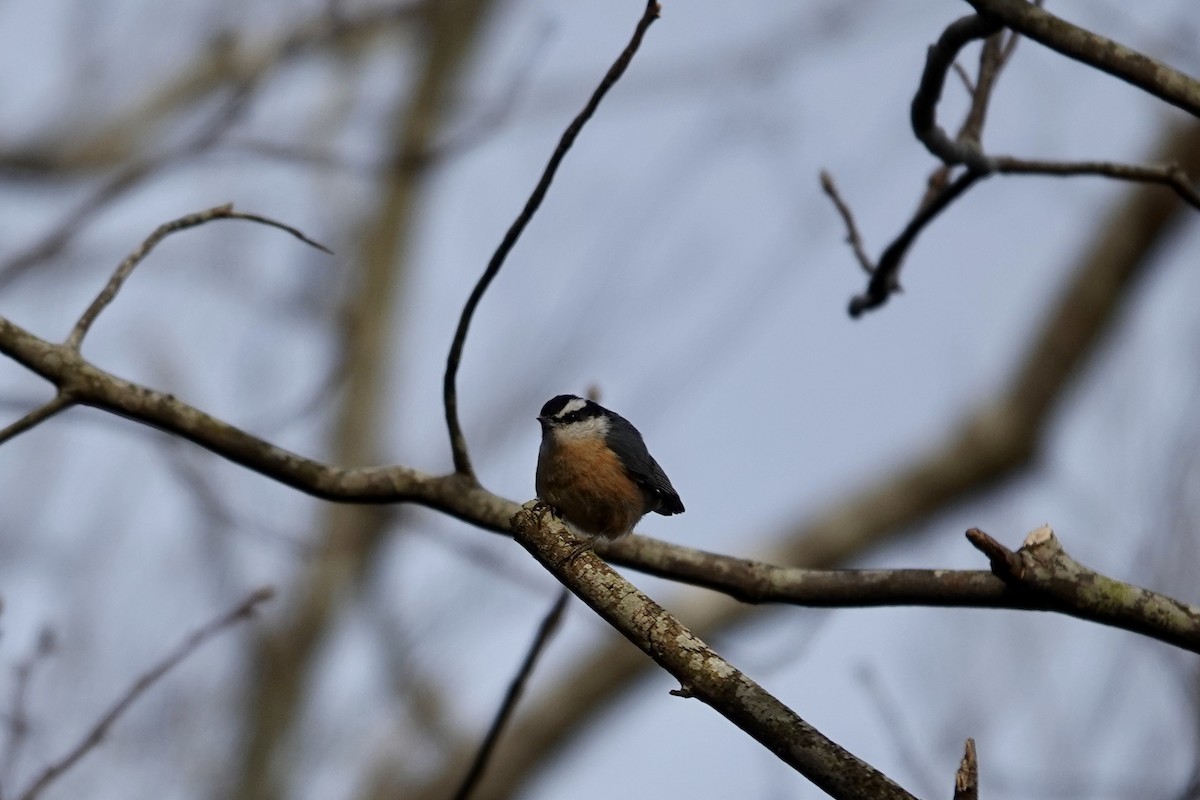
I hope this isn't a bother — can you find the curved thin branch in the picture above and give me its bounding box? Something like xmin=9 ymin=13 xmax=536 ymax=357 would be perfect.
xmin=67 ymin=204 xmax=329 ymax=350
xmin=16 ymin=588 xmax=274 ymax=800
xmin=963 ymin=0 xmax=1200 ymax=118
xmin=510 ymin=502 xmax=916 ymax=800
xmin=911 ymin=14 xmax=1001 ymax=169
xmin=441 ymin=0 xmax=660 ymax=478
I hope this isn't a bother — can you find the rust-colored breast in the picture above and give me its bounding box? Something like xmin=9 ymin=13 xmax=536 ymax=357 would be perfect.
xmin=536 ymin=437 xmax=646 ymax=539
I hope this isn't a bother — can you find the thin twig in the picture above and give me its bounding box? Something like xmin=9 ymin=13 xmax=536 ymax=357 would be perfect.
xmin=441 ymin=0 xmax=661 ymax=478
xmin=843 ymin=5 xmax=1200 ymax=317
xmin=0 ymin=3 xmax=415 ymax=291
xmin=993 ymin=156 xmax=1200 ymax=210
xmin=0 ymin=629 xmax=56 ymax=795
xmin=16 ymin=588 xmax=274 ymax=800
xmin=0 ymin=81 xmax=253 ymax=293
xmin=0 ymin=395 xmax=73 ymax=447
xmin=957 ymin=31 xmax=1005 ymax=147
xmin=951 ymin=62 xmax=975 ymax=94
xmin=452 ymin=589 xmax=569 ymax=800
xmin=849 ymin=170 xmax=983 ymax=317
xmin=67 ymin=205 xmax=330 ymax=350
xmin=819 ymin=171 xmax=874 ymax=275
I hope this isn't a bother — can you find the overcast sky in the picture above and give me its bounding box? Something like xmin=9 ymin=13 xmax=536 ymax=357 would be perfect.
xmin=1 ymin=1 xmax=1199 ymax=799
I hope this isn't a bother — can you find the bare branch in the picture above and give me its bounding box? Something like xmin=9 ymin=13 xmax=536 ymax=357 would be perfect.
xmin=0 ymin=629 xmax=56 ymax=794
xmin=452 ymin=589 xmax=569 ymax=800
xmin=911 ymin=14 xmax=1001 ymax=169
xmin=613 ymin=526 xmax=1200 ymax=653
xmin=16 ymin=588 xmax=274 ymax=800
xmin=7 ymin=313 xmax=1200 ymax=652
xmin=0 ymin=3 xmax=419 ymax=291
xmin=848 ymin=169 xmax=982 ymax=317
xmin=510 ymin=502 xmax=917 ymax=800
xmin=957 ymin=31 xmax=1004 ymax=146
xmin=819 ymin=171 xmax=874 ymax=275
xmin=442 ymin=0 xmax=660 ymax=478
xmin=843 ymin=11 xmax=1200 ymax=316
xmin=968 ymin=525 xmax=1200 ymax=649
xmin=992 ymin=156 xmax=1200 ymax=210
xmin=0 ymin=395 xmax=73 ymax=446
xmin=0 ymin=87 xmax=252 ymax=292
xmin=964 ymin=0 xmax=1200 ymax=118
xmin=67 ymin=204 xmax=330 ymax=350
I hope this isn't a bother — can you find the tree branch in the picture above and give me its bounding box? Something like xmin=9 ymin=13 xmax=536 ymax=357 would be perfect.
xmin=66 ymin=204 xmax=329 ymax=351
xmin=963 ymin=0 xmax=1200 ymax=118
xmin=442 ymin=0 xmax=659 ymax=478
xmin=408 ymin=121 xmax=1200 ymax=800
xmin=838 ymin=10 xmax=1200 ymax=316
xmin=967 ymin=525 xmax=1200 ymax=649
xmin=452 ymin=589 xmax=569 ymax=800
xmin=0 ymin=394 xmax=73 ymax=447
xmin=5 ymin=314 xmax=1200 ymax=652
xmin=16 ymin=588 xmax=274 ymax=800
xmin=510 ymin=502 xmax=916 ymax=800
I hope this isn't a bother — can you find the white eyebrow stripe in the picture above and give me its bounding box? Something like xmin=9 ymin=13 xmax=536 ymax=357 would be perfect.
xmin=556 ymin=397 xmax=587 ymax=418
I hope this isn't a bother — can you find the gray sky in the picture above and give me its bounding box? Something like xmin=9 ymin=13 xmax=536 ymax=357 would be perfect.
xmin=1 ymin=1 xmax=1198 ymax=798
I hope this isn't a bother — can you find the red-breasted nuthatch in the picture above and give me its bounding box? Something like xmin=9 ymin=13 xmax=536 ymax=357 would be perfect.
xmin=536 ymin=394 xmax=684 ymax=540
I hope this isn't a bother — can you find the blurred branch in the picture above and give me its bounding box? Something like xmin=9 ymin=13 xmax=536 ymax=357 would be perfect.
xmin=855 ymin=665 xmax=942 ymax=799
xmin=0 ymin=395 xmax=72 ymax=447
xmin=963 ymin=0 xmax=1200 ymax=117
xmin=0 ymin=3 xmax=424 ymax=178
xmin=0 ymin=3 xmax=420 ymax=290
xmin=15 ymin=588 xmax=274 ymax=800
xmin=819 ymin=172 xmax=872 ymax=275
xmin=511 ymin=503 xmax=916 ymax=800
xmin=231 ymin=2 xmax=497 ymax=798
xmin=0 ymin=629 xmax=56 ymax=795
xmin=452 ymin=589 xmax=568 ymax=800
xmin=0 ymin=85 xmax=253 ymax=290
xmin=442 ymin=0 xmax=660 ymax=478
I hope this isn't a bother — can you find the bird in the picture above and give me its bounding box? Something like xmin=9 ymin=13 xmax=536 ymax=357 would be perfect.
xmin=535 ymin=394 xmax=684 ymax=543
